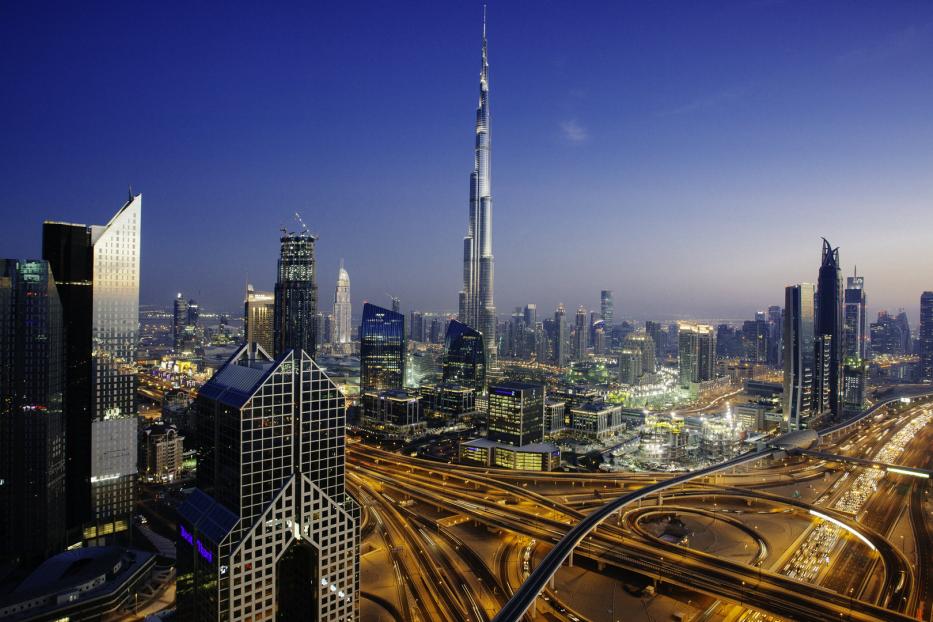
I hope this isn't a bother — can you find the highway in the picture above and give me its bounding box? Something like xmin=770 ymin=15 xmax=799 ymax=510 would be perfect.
xmin=134 ymin=376 xmax=933 ymax=621
xmin=348 ymin=394 xmax=932 ymax=619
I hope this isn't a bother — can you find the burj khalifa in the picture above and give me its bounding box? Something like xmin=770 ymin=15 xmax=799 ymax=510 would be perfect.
xmin=459 ymin=7 xmax=497 ymax=368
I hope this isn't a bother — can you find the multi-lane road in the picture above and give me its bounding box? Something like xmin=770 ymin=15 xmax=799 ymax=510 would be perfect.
xmin=347 ymin=398 xmax=933 ymax=622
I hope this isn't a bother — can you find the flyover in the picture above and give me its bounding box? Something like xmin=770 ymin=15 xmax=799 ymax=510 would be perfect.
xmin=492 ymin=385 xmax=933 ymax=622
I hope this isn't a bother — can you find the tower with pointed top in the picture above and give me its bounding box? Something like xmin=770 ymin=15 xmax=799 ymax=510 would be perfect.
xmin=334 ymin=259 xmax=352 ymax=349
xmin=815 ymin=238 xmax=843 ymax=416
xmin=459 ymin=5 xmax=497 ymax=370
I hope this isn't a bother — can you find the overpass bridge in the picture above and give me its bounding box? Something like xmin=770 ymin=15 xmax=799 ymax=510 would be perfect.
xmin=791 ymin=448 xmax=931 ymax=479
xmin=492 ymin=384 xmax=933 ymax=622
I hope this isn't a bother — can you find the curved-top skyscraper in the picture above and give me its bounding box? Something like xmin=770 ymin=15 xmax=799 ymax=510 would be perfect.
xmin=459 ymin=7 xmax=497 ymax=369
xmin=334 ymin=259 xmax=351 ymax=348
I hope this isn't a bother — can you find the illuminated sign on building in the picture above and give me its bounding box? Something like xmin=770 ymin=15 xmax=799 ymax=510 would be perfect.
xmin=181 ymin=526 xmax=214 ymax=563
xmin=197 ymin=540 xmax=213 ymax=563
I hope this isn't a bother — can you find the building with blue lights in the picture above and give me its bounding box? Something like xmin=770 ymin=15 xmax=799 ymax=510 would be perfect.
xmin=442 ymin=319 xmax=486 ymax=392
xmin=360 ymin=302 xmax=405 ymax=391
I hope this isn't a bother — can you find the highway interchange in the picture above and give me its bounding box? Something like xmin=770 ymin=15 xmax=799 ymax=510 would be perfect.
xmin=347 ymin=395 xmax=933 ymax=622
xmin=134 ymin=372 xmax=933 ymax=622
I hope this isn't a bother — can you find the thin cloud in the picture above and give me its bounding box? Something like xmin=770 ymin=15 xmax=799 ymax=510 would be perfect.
xmin=836 ymin=22 xmax=933 ymax=66
xmin=560 ymin=119 xmax=588 ymax=143
xmin=658 ymin=85 xmax=749 ymax=117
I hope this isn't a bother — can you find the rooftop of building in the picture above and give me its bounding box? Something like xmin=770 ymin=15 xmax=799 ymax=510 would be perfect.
xmin=461 ymin=438 xmax=559 ymax=454
xmin=570 ymin=400 xmax=621 ymax=414
xmin=489 ymin=381 xmax=543 ymax=392
xmin=0 ymin=546 xmax=155 ymax=620
xmin=364 ymin=388 xmax=421 ymax=401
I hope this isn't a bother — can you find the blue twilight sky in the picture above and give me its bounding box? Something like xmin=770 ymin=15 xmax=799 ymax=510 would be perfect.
xmin=2 ymin=1 xmax=933 ymax=322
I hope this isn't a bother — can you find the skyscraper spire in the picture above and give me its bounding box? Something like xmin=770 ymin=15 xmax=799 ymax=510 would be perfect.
xmin=459 ymin=4 xmax=496 ymax=371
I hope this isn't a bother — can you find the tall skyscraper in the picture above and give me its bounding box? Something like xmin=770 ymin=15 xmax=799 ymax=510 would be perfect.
xmin=458 ymin=9 xmax=497 ymax=369
xmin=815 ymin=238 xmax=843 ymax=416
xmin=333 ymin=260 xmax=352 ymax=348
xmin=645 ymin=320 xmax=663 ymax=359
xmin=42 ymin=192 xmax=141 ymax=542
xmin=0 ymin=259 xmax=66 ymax=564
xmin=173 ymin=293 xmax=189 ymax=350
xmin=921 ymin=292 xmax=933 ymax=382
xmin=574 ymin=306 xmax=589 ymax=360
xmin=442 ymin=319 xmax=486 ymax=391
xmin=678 ymin=323 xmax=715 ymax=389
xmin=784 ymin=284 xmax=816 ymax=430
xmin=360 ymin=303 xmax=405 ymax=391
xmin=767 ymin=305 xmax=783 ymax=367
xmin=523 ymin=303 xmax=537 ymax=327
xmin=187 ymin=298 xmax=200 ymax=326
xmin=178 ymin=346 xmax=359 ymax=620
xmin=624 ymin=332 xmax=656 ymax=376
xmin=274 ymin=229 xmax=318 ymax=357
xmin=894 ymin=310 xmax=911 ymax=354
xmin=842 ymin=270 xmax=867 ymax=418
xmin=244 ymin=284 xmax=275 ymax=355
xmin=554 ymin=304 xmax=569 ymax=368
xmin=600 ymin=290 xmax=614 ymax=326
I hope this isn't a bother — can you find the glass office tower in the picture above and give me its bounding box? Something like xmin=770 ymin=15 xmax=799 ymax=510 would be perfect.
xmin=178 ymin=346 xmax=359 ymax=621
xmin=784 ymin=284 xmax=816 ymax=430
xmin=442 ymin=319 xmax=486 ymax=392
xmin=487 ymin=381 xmax=545 ymax=447
xmin=815 ymin=238 xmax=843 ymax=415
xmin=843 ymin=270 xmax=867 ymax=359
xmin=274 ymin=230 xmax=318 ymax=357
xmin=0 ymin=259 xmax=67 ymax=564
xmin=359 ymin=303 xmax=405 ymax=391
xmin=600 ymin=290 xmax=614 ymax=325
xmin=244 ymin=284 xmax=275 ymax=356
xmin=921 ymin=291 xmax=933 ymax=382
xmin=678 ymin=323 xmax=715 ymax=389
xmin=42 ymin=192 xmax=141 ymax=543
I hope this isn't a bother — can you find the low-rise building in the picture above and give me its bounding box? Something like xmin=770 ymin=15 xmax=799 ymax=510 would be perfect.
xmin=459 ymin=438 xmax=559 ymax=471
xmin=420 ymin=382 xmax=477 ymax=417
xmin=0 ymin=547 xmax=156 ymax=621
xmin=568 ymin=401 xmax=625 ymax=441
xmin=545 ymin=400 xmax=566 ymax=435
xmin=362 ymin=389 xmax=427 ymax=439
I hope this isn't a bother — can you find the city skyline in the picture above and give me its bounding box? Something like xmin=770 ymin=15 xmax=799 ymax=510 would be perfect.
xmin=3 ymin=4 xmax=933 ymax=621
xmin=3 ymin=2 xmax=933 ymax=320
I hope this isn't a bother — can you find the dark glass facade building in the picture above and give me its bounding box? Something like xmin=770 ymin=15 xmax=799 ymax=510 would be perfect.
xmin=842 ymin=357 xmax=866 ymax=418
xmin=784 ymin=284 xmax=815 ymax=430
xmin=843 ymin=272 xmax=867 ymax=359
xmin=815 ymin=238 xmax=843 ymax=416
xmin=274 ymin=231 xmax=318 ymax=358
xmin=487 ymin=381 xmax=545 ymax=447
xmin=43 ymin=193 xmax=141 ymax=543
xmin=442 ymin=319 xmax=486 ymax=392
xmin=178 ymin=346 xmax=359 ymax=621
xmin=921 ymin=292 xmax=933 ymax=382
xmin=359 ymin=303 xmax=405 ymax=391
xmin=0 ymin=259 xmax=67 ymax=564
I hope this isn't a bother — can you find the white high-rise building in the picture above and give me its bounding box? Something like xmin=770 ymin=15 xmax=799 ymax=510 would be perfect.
xmin=459 ymin=7 xmax=497 ymax=369
xmin=334 ymin=260 xmax=352 ymax=348
xmin=43 ymin=192 xmax=141 ymax=543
